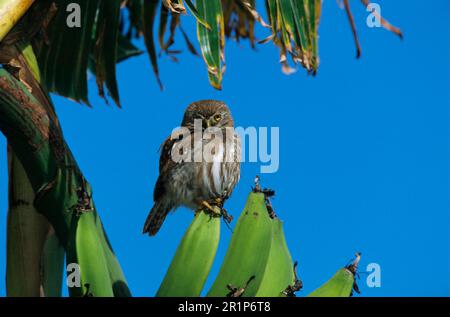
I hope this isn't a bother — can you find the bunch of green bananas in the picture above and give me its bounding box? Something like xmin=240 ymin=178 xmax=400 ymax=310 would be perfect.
xmin=157 ymin=191 xmax=299 ymax=297
xmin=157 ymin=189 xmax=361 ymax=297
xmin=65 ymin=205 xmax=131 ymax=297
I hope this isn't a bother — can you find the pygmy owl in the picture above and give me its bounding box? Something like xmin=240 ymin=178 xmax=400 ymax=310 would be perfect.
xmin=143 ymin=100 xmax=241 ymax=235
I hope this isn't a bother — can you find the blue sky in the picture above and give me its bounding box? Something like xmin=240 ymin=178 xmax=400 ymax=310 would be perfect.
xmin=0 ymin=0 xmax=448 ymax=296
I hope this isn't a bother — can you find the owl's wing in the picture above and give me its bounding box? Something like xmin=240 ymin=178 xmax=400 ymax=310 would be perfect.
xmin=158 ymin=136 xmax=176 ymax=172
xmin=154 ymin=136 xmax=178 ymax=201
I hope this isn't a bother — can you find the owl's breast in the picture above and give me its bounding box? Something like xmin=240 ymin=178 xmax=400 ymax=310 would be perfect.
xmin=198 ymin=132 xmax=241 ymax=199
xmin=167 ymin=132 xmax=241 ymax=209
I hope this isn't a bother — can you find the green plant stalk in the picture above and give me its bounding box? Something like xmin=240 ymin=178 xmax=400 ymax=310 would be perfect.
xmin=6 ymin=148 xmax=49 ymax=297
xmin=5 ymin=42 xmax=65 ymax=297
xmin=255 ymin=219 xmax=295 ymax=297
xmin=207 ymin=192 xmax=272 ymax=297
xmin=0 ymin=0 xmax=35 ymax=42
xmin=157 ymin=210 xmax=221 ymax=297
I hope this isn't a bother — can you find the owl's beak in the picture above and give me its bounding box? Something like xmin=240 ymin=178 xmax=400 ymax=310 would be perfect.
xmin=205 ymin=118 xmax=213 ymax=128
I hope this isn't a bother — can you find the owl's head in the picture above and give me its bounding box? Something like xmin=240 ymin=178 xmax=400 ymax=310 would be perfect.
xmin=181 ymin=100 xmax=234 ymax=129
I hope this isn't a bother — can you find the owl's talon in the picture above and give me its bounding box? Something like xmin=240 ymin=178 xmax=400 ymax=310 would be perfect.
xmin=214 ymin=197 xmax=224 ymax=207
xmin=220 ymin=207 xmax=233 ymax=224
xmin=200 ymin=200 xmax=221 ymax=216
xmin=199 ymin=200 xmax=233 ymax=226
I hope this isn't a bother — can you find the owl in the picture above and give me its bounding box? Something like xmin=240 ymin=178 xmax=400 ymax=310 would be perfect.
xmin=143 ymin=100 xmax=241 ymax=236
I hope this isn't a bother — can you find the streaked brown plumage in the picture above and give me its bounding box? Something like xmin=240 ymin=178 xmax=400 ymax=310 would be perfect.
xmin=143 ymin=100 xmax=241 ymax=236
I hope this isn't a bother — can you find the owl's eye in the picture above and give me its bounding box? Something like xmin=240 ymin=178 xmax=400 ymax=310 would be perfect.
xmin=213 ymin=114 xmax=222 ymax=122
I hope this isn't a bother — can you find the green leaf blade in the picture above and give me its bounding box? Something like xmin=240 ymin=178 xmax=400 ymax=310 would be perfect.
xmin=196 ymin=0 xmax=224 ymax=89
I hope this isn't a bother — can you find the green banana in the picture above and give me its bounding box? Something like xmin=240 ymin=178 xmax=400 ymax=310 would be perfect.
xmin=207 ymin=192 xmax=273 ymax=297
xmin=308 ymin=253 xmax=361 ymax=297
xmin=94 ymin=212 xmax=132 ymax=297
xmin=307 ymin=268 xmax=354 ymax=297
xmin=157 ymin=210 xmax=220 ymax=297
xmin=255 ymin=219 xmax=296 ymax=297
xmin=41 ymin=230 xmax=65 ymax=297
xmin=66 ymin=210 xmax=114 ymax=297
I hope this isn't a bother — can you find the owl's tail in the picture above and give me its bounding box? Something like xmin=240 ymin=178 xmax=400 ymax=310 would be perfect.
xmin=143 ymin=201 xmax=171 ymax=236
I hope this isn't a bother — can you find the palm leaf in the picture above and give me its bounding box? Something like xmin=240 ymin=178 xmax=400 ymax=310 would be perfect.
xmin=222 ymin=0 xmax=257 ymax=48
xmin=8 ymin=0 xmax=401 ymax=105
xmin=196 ymin=0 xmax=225 ymax=89
xmin=142 ymin=0 xmax=163 ymax=89
xmin=92 ymin=0 xmax=122 ymax=106
xmin=39 ymin=0 xmax=99 ymax=105
xmin=263 ymin=0 xmax=322 ymax=74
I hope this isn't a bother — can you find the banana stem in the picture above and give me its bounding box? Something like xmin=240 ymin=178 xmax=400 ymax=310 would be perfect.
xmin=0 ymin=0 xmax=35 ymax=42
xmin=6 ymin=148 xmax=49 ymax=296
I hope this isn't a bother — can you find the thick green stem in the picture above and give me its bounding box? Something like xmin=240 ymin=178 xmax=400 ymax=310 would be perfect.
xmin=6 ymin=147 xmax=49 ymax=296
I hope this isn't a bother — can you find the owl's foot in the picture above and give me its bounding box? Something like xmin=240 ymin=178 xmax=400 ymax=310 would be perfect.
xmin=209 ymin=198 xmax=233 ymax=224
xmin=199 ymin=199 xmax=233 ymax=225
xmin=219 ymin=207 xmax=233 ymax=224
xmin=199 ymin=200 xmax=221 ymax=216
xmin=213 ymin=197 xmax=224 ymax=207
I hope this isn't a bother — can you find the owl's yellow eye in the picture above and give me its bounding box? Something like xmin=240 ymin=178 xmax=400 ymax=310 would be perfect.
xmin=213 ymin=114 xmax=222 ymax=122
